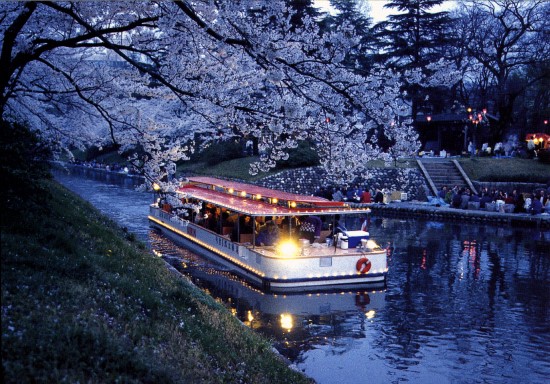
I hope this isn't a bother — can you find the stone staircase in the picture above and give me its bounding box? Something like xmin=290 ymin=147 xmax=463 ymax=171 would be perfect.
xmin=417 ymin=159 xmax=477 ymax=196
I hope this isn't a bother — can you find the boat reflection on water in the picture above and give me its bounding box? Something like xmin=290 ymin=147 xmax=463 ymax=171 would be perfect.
xmin=149 ymin=230 xmax=385 ymax=355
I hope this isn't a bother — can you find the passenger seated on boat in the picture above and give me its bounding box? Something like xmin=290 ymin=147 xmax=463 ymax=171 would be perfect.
xmin=255 ymin=220 xmax=280 ymax=246
xmin=280 ymin=216 xmax=299 ymax=235
xmin=299 ymin=215 xmax=322 ymax=243
xmin=157 ymin=197 xmax=165 ymax=208
xmin=231 ymin=216 xmax=253 ymax=242
xmin=195 ymin=213 xmax=208 ymax=226
xmin=360 ymin=215 xmax=369 ymax=232
xmin=329 ymin=215 xmax=347 ymax=238
xmin=204 ymin=207 xmax=222 ymax=232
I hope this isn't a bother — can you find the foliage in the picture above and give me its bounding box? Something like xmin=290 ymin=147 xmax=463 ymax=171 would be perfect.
xmin=194 ymin=140 xmax=245 ymax=166
xmin=178 ymin=157 xmax=279 ymax=182
xmin=0 ymin=121 xmax=52 ymax=215
xmin=0 ymin=1 xmax=420 ymax=186
xmin=454 ymin=0 xmax=549 ymax=135
xmin=373 ymin=0 xmax=459 ymax=119
xmin=277 ymin=140 xmax=320 ymax=168
xmin=319 ymin=0 xmax=375 ymax=71
xmin=1 ymin=180 xmax=310 ymax=384
xmin=2 ymin=1 xmax=546 ymax=189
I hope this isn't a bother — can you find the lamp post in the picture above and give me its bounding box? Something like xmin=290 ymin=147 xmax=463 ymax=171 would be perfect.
xmin=465 ymin=107 xmax=488 ymax=157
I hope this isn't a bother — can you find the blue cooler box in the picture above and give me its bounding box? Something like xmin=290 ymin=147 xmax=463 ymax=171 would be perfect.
xmin=344 ymin=230 xmax=369 ymax=248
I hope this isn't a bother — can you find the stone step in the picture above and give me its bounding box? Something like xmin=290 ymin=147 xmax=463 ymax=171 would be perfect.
xmin=428 ymin=172 xmax=463 ymax=178
xmin=419 ymin=159 xmax=474 ymax=195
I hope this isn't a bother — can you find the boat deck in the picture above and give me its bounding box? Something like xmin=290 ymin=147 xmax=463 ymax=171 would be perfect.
xmin=248 ymin=243 xmax=384 ymax=259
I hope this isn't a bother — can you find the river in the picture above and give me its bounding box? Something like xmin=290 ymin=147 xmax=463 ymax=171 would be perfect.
xmin=55 ymin=168 xmax=550 ymax=384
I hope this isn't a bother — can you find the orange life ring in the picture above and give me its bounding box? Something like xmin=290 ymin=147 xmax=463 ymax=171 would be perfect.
xmin=356 ymin=257 xmax=371 ymax=274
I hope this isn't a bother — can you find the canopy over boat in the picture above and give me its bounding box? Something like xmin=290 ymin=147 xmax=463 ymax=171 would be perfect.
xmin=177 ymin=176 xmax=371 ymax=217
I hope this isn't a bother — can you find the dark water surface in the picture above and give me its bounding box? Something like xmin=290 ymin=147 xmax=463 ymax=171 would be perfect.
xmin=55 ymin=170 xmax=550 ymax=384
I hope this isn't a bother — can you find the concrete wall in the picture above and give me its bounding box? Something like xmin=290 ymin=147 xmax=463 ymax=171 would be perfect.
xmin=254 ymin=166 xmax=428 ymax=201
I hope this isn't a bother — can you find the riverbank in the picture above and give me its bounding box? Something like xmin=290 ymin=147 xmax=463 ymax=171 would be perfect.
xmin=58 ymin=162 xmax=550 ymax=228
xmin=1 ymin=179 xmax=310 ymax=383
xmin=367 ymin=201 xmax=550 ymax=228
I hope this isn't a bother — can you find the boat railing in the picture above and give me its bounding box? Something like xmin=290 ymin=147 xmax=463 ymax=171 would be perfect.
xmin=150 ymin=205 xmax=189 ymax=228
xmin=150 ymin=205 xmax=246 ymax=246
xmin=150 ymin=204 xmax=386 ymax=257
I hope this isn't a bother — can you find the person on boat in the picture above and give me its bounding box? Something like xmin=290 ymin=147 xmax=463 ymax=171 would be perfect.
xmin=299 ymin=215 xmax=322 ymax=243
xmin=255 ymin=220 xmax=280 ymax=246
xmin=280 ymin=216 xmax=299 ymax=235
xmin=360 ymin=215 xmax=369 ymax=232
xmin=207 ymin=207 xmax=220 ymax=231
xmin=329 ymin=215 xmax=347 ymax=238
xmin=231 ymin=215 xmax=253 ymax=242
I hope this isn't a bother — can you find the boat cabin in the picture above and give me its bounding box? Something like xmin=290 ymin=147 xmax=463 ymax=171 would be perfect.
xmin=167 ymin=176 xmax=371 ymax=247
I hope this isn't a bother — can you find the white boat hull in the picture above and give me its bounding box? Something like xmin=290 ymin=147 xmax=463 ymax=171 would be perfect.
xmin=149 ymin=206 xmax=387 ymax=292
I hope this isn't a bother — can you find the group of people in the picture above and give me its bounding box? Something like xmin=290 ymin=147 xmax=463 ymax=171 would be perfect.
xmin=437 ymin=185 xmax=550 ymax=215
xmin=190 ymin=204 xmax=331 ymax=247
xmin=189 ymin=202 xmax=355 ymax=247
xmin=314 ymin=185 xmax=386 ymax=204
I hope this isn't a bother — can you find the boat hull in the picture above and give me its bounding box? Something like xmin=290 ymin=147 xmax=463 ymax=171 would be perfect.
xmin=149 ymin=207 xmax=387 ymax=292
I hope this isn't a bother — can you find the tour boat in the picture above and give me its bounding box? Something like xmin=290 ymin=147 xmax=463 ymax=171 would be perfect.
xmin=148 ymin=176 xmax=388 ymax=292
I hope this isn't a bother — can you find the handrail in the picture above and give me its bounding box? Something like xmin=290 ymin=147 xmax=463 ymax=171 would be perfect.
xmin=416 ymin=159 xmax=438 ymax=196
xmin=452 ymin=160 xmax=478 ymax=195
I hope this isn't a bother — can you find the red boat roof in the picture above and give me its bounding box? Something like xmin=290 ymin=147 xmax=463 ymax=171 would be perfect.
xmin=178 ymin=177 xmax=370 ymax=216
xmin=187 ymin=176 xmax=340 ymax=206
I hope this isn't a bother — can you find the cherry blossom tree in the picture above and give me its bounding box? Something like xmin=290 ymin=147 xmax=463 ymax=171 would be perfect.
xmin=1 ymin=1 xmax=422 ymax=185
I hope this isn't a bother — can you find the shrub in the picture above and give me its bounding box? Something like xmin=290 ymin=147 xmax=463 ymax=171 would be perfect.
xmin=277 ymin=140 xmax=319 ymax=168
xmin=197 ymin=140 xmax=245 ymax=166
xmin=0 ymin=122 xmax=52 ymax=215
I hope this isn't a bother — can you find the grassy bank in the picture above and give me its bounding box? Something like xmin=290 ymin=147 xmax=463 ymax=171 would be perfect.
xmin=180 ymin=156 xmax=549 ymax=184
xmin=178 ymin=156 xmax=272 ymax=181
xmin=1 ymin=180 xmax=309 ymax=383
xmin=457 ymin=158 xmax=550 ymax=184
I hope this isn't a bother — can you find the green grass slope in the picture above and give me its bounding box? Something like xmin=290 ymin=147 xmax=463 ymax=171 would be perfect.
xmin=458 ymin=158 xmax=550 ymax=183
xmin=1 ymin=180 xmax=309 ymax=384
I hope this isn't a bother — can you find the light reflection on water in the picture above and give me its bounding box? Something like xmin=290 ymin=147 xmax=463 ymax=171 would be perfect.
xmin=55 ymin=170 xmax=550 ymax=384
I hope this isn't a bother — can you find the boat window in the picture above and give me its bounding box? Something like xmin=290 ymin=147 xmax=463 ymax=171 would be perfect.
xmin=320 ymin=257 xmax=332 ymax=267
